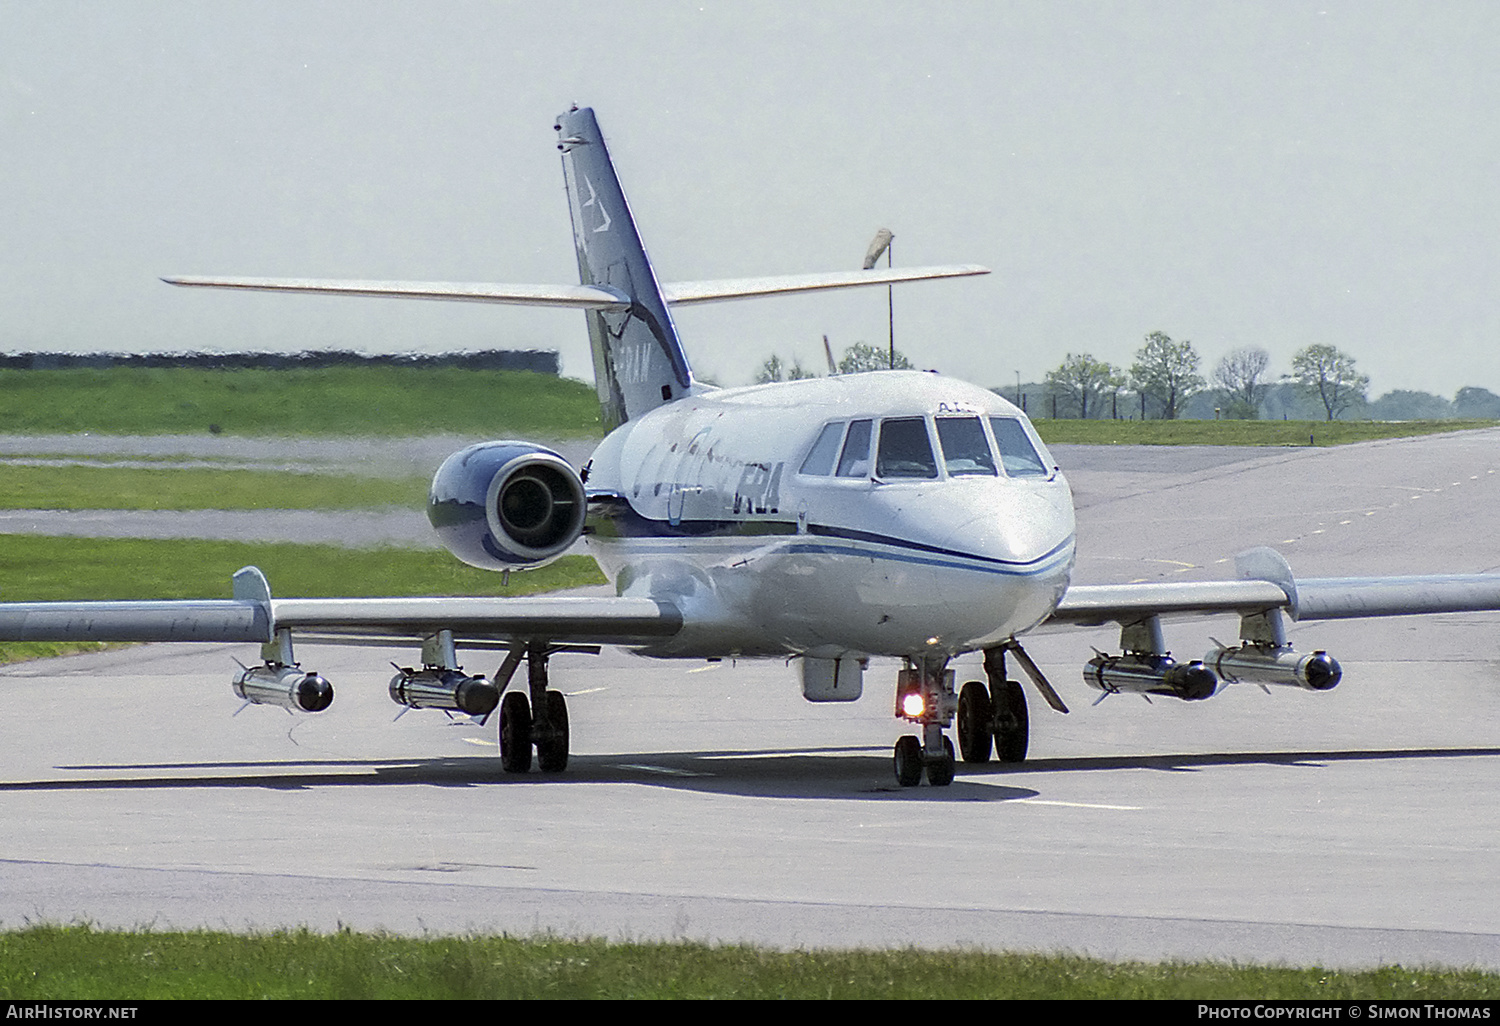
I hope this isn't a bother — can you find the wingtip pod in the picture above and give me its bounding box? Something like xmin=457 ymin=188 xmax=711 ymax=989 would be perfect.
xmin=1204 ymin=644 xmax=1342 ymax=691
xmin=232 ymin=664 xmax=334 ymax=713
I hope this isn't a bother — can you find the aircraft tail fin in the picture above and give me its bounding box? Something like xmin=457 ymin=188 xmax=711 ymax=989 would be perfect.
xmin=557 ymin=107 xmax=691 ymax=431
xmin=165 ymin=107 xmax=992 ymax=433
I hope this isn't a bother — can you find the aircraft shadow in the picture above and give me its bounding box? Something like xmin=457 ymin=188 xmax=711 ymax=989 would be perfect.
xmin=10 ymin=743 xmax=1500 ymax=801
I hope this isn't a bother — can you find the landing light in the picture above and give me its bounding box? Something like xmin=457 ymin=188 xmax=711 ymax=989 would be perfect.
xmin=901 ymin=692 xmax=926 ymax=718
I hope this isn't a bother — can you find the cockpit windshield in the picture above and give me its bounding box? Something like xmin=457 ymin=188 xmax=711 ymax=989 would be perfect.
xmin=935 ymin=416 xmax=997 ymax=477
xmin=989 ymin=417 xmax=1050 ymax=477
xmin=876 ymin=418 xmax=939 ymax=479
xmin=799 ymin=414 xmax=1052 ymax=481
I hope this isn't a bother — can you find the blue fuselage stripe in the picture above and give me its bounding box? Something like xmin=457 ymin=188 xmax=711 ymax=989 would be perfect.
xmin=594 ymin=533 xmax=1075 ymax=579
xmin=587 ymin=500 xmax=1073 ymax=579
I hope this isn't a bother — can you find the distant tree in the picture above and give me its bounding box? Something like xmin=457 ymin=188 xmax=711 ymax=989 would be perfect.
xmin=1211 ymin=346 xmax=1271 ymax=420
xmin=1292 ymin=344 xmax=1369 ymax=421
xmin=1130 ymin=331 xmax=1204 ymax=420
xmin=838 ymin=342 xmax=913 ymax=374
xmin=1453 ymin=386 xmax=1500 ymax=419
xmin=754 ymin=353 xmax=819 ymax=384
xmin=1366 ymin=390 xmax=1452 ymax=421
xmin=1259 ymin=380 xmax=1324 ymax=421
xmin=755 ymin=354 xmax=786 ymax=384
xmin=1045 ymin=353 xmax=1124 ymax=420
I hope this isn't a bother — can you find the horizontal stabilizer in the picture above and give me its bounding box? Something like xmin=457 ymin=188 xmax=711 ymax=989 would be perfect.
xmin=163 ymin=277 xmax=632 ymax=311
xmin=163 ymin=264 xmax=989 ymax=310
xmin=660 ymin=265 xmax=990 ymax=306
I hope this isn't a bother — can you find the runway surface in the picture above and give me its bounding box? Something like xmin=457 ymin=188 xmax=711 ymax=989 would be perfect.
xmin=2 ymin=429 xmax=1499 ymax=968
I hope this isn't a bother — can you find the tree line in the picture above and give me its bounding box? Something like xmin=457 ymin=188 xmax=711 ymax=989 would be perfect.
xmin=749 ymin=334 xmax=1499 ymax=423
xmin=1035 ymin=334 xmax=1500 ymax=422
xmin=754 ymin=342 xmax=912 ymax=383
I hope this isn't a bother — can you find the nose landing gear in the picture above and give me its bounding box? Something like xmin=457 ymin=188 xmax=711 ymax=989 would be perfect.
xmin=892 ymin=660 xmax=957 ymax=787
xmin=891 ymin=643 xmax=1062 ymax=786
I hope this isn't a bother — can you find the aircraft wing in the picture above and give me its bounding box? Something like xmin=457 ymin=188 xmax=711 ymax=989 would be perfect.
xmin=0 ymin=568 xmax=683 ymax=649
xmin=1049 ymin=579 xmax=1290 ymax=626
xmin=163 ymin=265 xmax=988 ymax=310
xmin=1047 ymin=547 xmax=1500 ymax=627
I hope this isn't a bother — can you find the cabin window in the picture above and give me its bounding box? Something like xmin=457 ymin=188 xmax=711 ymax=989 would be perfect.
xmin=835 ymin=419 xmax=873 ymax=477
xmin=876 ymin=417 xmax=939 ymax=479
xmin=989 ymin=417 xmax=1049 ymax=477
xmin=799 ymin=422 xmax=845 ymax=476
xmin=935 ymin=416 xmax=997 ymax=476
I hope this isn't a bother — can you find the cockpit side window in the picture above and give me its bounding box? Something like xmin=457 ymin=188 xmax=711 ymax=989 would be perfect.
xmin=835 ymin=419 xmax=873 ymax=478
xmin=935 ymin=416 xmax=997 ymax=476
xmin=876 ymin=417 xmax=939 ymax=479
xmin=799 ymin=421 xmax=845 ymax=476
xmin=989 ymin=417 xmax=1050 ymax=477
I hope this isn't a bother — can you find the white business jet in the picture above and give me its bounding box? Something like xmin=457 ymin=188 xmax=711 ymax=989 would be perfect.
xmin=6 ymin=107 xmax=1500 ymax=787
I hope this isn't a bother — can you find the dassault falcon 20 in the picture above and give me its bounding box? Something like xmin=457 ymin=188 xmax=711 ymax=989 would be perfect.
xmin=6 ymin=106 xmax=1500 ymax=787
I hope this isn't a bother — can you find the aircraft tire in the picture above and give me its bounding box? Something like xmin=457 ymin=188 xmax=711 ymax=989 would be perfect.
xmin=499 ymin=691 xmax=533 ymax=773
xmin=926 ymin=737 xmax=956 ymax=787
xmin=893 ymin=735 xmax=923 ymax=787
xmin=957 ymin=681 xmax=993 ymax=763
xmin=537 ymin=690 xmax=570 ymax=772
xmin=993 ymin=679 xmax=1029 ymax=763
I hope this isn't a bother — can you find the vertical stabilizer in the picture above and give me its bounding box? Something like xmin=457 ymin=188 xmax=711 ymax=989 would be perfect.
xmin=557 ymin=107 xmax=692 ymax=431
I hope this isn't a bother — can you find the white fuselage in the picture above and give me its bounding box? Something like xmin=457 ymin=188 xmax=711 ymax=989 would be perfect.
xmin=582 ymin=372 xmax=1076 ymax=660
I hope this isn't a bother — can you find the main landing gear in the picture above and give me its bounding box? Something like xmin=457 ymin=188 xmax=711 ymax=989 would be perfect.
xmin=497 ymin=641 xmax=571 ymax=774
xmin=956 ymin=647 xmax=1030 ymax=764
xmin=892 ymin=644 xmax=1058 ymax=787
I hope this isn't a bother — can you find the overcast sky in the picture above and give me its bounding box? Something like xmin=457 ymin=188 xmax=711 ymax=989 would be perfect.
xmin=3 ymin=1 xmax=1497 ymax=398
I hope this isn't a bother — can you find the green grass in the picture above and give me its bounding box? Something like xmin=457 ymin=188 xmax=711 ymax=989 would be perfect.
xmin=1032 ymin=417 xmax=1500 ymax=447
xmin=0 ymin=536 xmax=605 ymax=665
xmin=0 ymin=926 xmax=1495 ymax=999
xmin=0 ymin=463 xmax=429 ymax=510
xmin=0 ymin=366 xmax=602 ymax=437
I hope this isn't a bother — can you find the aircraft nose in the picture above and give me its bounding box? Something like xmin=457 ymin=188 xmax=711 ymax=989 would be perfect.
xmin=939 ymin=486 xmax=1074 ymax=566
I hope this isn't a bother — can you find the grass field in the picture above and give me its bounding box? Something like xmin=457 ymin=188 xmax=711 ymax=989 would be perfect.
xmin=1 ymin=926 xmax=1495 ymax=999
xmin=1031 ymin=417 xmax=1499 ymax=446
xmin=0 ymin=366 xmax=602 ymax=437
xmin=0 ymin=463 xmax=429 ymax=510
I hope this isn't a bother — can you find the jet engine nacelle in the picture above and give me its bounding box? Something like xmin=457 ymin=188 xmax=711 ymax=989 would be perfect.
xmin=232 ymin=664 xmax=334 ymax=712
xmin=389 ymin=668 xmax=500 ymax=716
xmin=427 ymin=441 xmax=587 ymax=569
xmin=1205 ymin=644 xmax=1342 ymax=691
xmin=1083 ymin=653 xmax=1219 ymax=701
